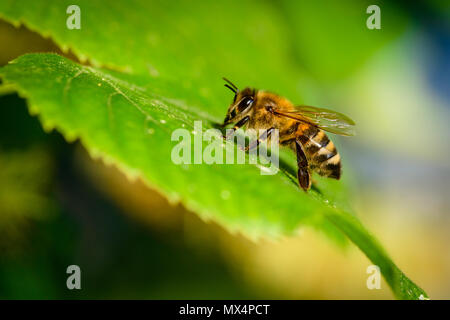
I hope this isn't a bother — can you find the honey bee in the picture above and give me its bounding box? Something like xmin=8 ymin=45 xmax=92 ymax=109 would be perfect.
xmin=222 ymin=78 xmax=355 ymax=191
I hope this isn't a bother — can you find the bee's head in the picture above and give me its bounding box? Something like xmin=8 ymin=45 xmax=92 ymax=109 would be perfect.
xmin=222 ymin=78 xmax=256 ymax=126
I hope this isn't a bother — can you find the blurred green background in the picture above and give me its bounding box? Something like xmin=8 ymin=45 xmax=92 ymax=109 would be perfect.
xmin=0 ymin=0 xmax=449 ymax=299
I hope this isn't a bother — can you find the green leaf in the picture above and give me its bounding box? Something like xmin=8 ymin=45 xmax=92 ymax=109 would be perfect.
xmin=0 ymin=0 xmax=306 ymax=108
xmin=0 ymin=0 xmax=427 ymax=299
xmin=278 ymin=0 xmax=409 ymax=81
xmin=1 ymin=53 xmax=344 ymax=240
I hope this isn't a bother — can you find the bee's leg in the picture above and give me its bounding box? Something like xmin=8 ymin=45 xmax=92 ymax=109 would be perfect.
xmin=243 ymin=127 xmax=274 ymax=151
xmin=223 ymin=116 xmax=249 ymax=140
xmin=295 ymin=140 xmax=311 ymax=191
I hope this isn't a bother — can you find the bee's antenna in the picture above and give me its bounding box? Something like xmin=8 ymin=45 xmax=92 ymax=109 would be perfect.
xmin=222 ymin=77 xmax=238 ymax=91
xmin=224 ymin=84 xmax=236 ymax=93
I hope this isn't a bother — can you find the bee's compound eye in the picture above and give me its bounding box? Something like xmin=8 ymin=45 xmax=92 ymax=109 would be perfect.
xmin=238 ymin=97 xmax=253 ymax=112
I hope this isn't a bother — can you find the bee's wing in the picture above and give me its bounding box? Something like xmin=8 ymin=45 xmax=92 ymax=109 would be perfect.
xmin=274 ymin=105 xmax=356 ymax=136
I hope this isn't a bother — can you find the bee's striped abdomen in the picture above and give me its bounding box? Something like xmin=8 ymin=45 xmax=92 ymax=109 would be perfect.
xmin=297 ymin=124 xmax=341 ymax=180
